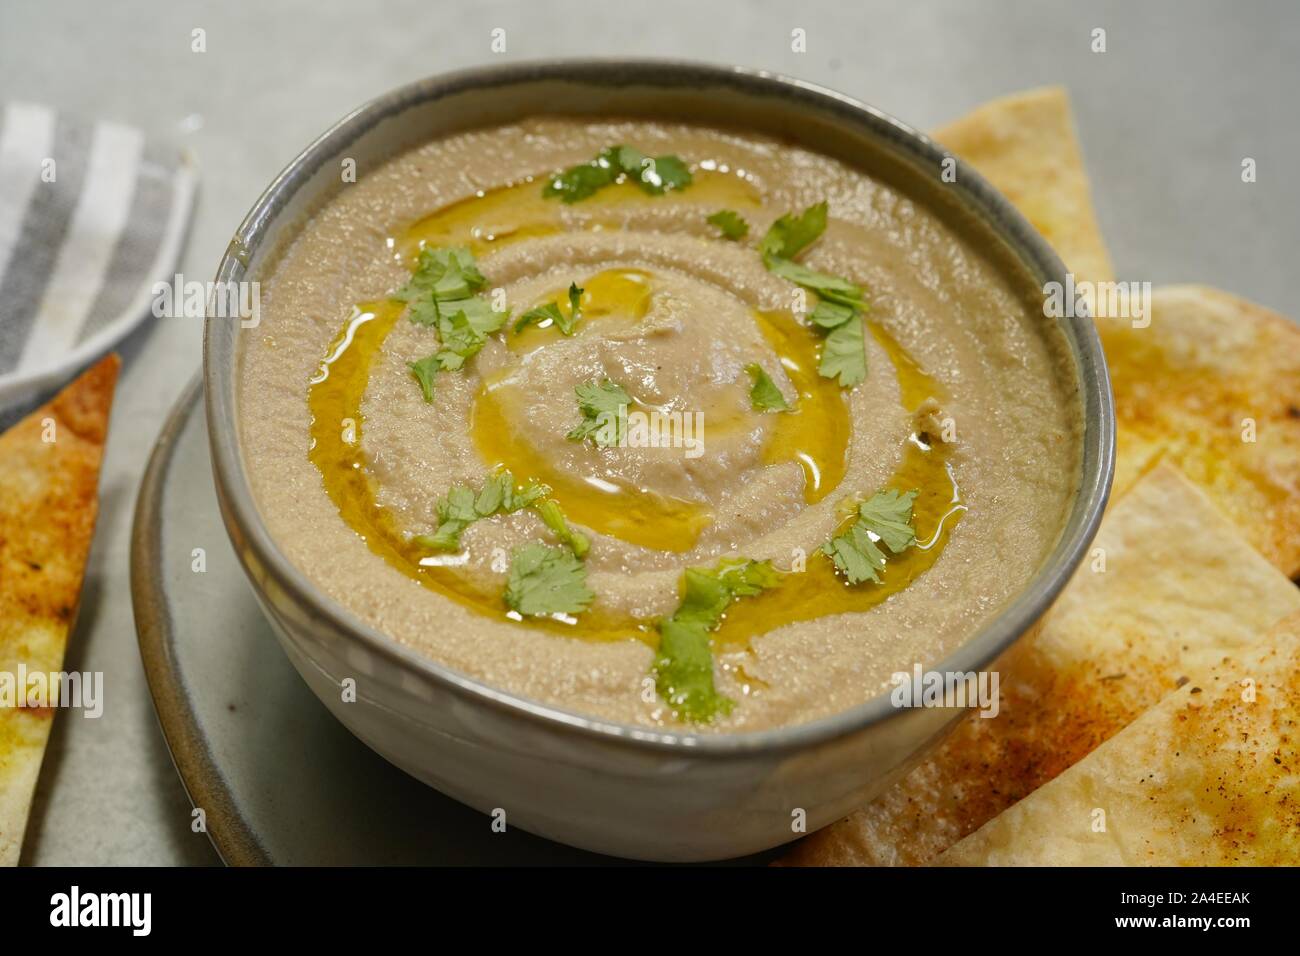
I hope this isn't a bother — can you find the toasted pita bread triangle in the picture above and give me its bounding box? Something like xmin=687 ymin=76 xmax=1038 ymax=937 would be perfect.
xmin=0 ymin=355 xmax=118 ymax=866
xmin=779 ymin=464 xmax=1300 ymax=866
xmin=933 ymin=86 xmax=1115 ymax=286
xmin=937 ymin=609 xmax=1300 ymax=866
xmin=1103 ymin=286 xmax=1300 ymax=577
xmin=934 ymin=90 xmax=1300 ymax=576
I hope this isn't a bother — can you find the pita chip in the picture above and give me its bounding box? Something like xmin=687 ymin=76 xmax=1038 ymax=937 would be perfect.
xmin=934 ymin=91 xmax=1300 ymax=575
xmin=1102 ymin=286 xmax=1300 ymax=577
xmin=937 ymin=610 xmax=1300 ymax=866
xmin=780 ymin=464 xmax=1300 ymax=866
xmin=0 ymin=355 xmax=118 ymax=866
xmin=932 ymin=86 xmax=1114 ymax=286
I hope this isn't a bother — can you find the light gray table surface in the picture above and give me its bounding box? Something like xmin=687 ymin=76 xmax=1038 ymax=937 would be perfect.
xmin=1 ymin=0 xmax=1294 ymax=865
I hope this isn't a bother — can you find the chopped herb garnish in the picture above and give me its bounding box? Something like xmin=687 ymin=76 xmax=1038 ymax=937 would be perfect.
xmin=533 ymin=499 xmax=590 ymax=559
xmin=406 ymin=299 xmax=508 ymax=400
xmin=638 ymin=154 xmax=692 ymax=194
xmin=707 ymin=209 xmax=750 ymax=241
xmin=435 ymin=306 xmax=505 ymax=368
xmin=474 ymin=470 xmax=547 ymax=516
xmin=566 ymin=379 xmax=632 ymax=447
xmin=513 ymin=303 xmax=563 ymax=334
xmin=411 ymin=471 xmax=590 ymax=562
xmin=543 ymin=145 xmax=692 ymax=203
xmin=817 ymin=311 xmax=867 ymax=387
xmin=513 ymin=282 xmax=585 ymax=336
xmin=821 ymin=489 xmax=917 ymax=585
xmin=809 ymin=299 xmax=856 ymax=329
xmin=396 ymin=246 xmax=504 ymax=401
xmin=758 ymin=202 xmax=870 ymax=389
xmin=857 ymin=488 xmax=919 ymax=553
xmin=393 ymin=246 xmax=487 ymax=306
xmin=654 ymin=559 xmax=780 ymax=722
xmin=745 ymin=363 xmax=790 ymax=412
xmin=567 ymin=282 xmax=584 ymax=326
xmin=758 ymin=201 xmax=827 ymax=259
xmin=505 ymin=543 xmax=594 ymax=617
xmin=542 ymin=158 xmax=616 ymax=203
xmin=823 ymin=524 xmax=886 ymax=585
xmin=762 ymin=255 xmax=870 ymax=311
xmin=407 ymin=354 xmax=440 ymax=404
xmin=412 ymin=470 xmax=548 ymax=551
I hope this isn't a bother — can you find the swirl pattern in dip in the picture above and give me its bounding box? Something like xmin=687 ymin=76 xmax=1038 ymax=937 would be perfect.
xmin=239 ymin=118 xmax=1082 ymax=731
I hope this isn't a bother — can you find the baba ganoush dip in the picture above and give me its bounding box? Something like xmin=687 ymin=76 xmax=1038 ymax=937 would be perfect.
xmin=238 ymin=117 xmax=1083 ymax=731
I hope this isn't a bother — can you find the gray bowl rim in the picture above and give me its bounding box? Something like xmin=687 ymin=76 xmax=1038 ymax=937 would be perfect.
xmin=204 ymin=57 xmax=1115 ymax=758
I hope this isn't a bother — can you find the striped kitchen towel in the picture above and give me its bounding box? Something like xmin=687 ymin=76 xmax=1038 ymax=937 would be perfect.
xmin=0 ymin=102 xmax=196 ymax=411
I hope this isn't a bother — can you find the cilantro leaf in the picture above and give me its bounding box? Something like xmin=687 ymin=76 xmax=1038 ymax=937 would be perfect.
xmin=566 ymin=379 xmax=631 ymax=446
xmin=396 ymin=247 xmax=504 ymax=401
xmin=413 ymin=484 xmax=479 ymax=551
xmin=636 ymin=154 xmax=692 ymax=194
xmin=759 ymin=239 xmax=869 ymax=389
xmin=412 ymin=471 xmax=548 ymax=551
xmin=407 ymin=354 xmax=441 ymax=403
xmin=407 ymin=297 xmax=443 ymax=329
xmin=438 ymin=298 xmax=508 ymax=362
xmin=410 ymin=470 xmax=587 ymax=562
xmin=712 ymin=557 xmax=782 ymax=596
xmin=407 ymin=297 xmax=508 ymax=400
xmin=809 ymin=299 xmax=855 ymax=329
xmin=745 ymin=363 xmax=790 ymax=412
xmin=534 ymin=499 xmax=590 ymax=559
xmin=614 ymin=145 xmax=647 ymax=176
xmin=512 ymin=282 xmax=585 ymax=336
xmin=818 ymin=313 xmax=867 ymax=387
xmin=504 ymin=543 xmax=594 ymax=617
xmin=673 ymin=567 xmax=734 ymax=626
xmin=757 ymin=205 xmax=870 ymax=390
xmin=473 ymin=470 xmax=547 ymax=516
xmin=446 ymin=296 xmax=507 ymax=336
xmin=409 ymin=291 xmax=503 ymax=333
xmin=758 ymin=201 xmax=827 ymax=259
xmin=707 ymin=209 xmax=749 ymax=241
xmin=566 ymin=282 xmax=584 ymax=330
xmin=653 ymin=559 xmax=780 ymax=722
xmin=820 ymin=488 xmax=919 ymax=585
xmin=823 ymin=523 xmax=886 ymax=585
xmin=857 ymin=488 xmax=918 ymax=553
xmin=543 ymin=145 xmax=692 ymax=203
xmin=393 ymin=246 xmax=487 ymax=305
xmin=432 ymin=309 xmax=488 ymax=371
xmin=763 ymin=254 xmax=870 ymax=311
xmin=513 ymin=303 xmax=564 ymax=334
xmin=542 ymin=148 xmax=620 ymax=203
xmin=654 ymin=618 xmax=729 ymax=722
xmin=472 ymin=475 xmax=506 ymax=516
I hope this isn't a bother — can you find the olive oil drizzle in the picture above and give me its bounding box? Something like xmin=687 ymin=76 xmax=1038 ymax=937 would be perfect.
xmin=754 ymin=309 xmax=850 ymax=503
xmin=304 ymin=171 xmax=964 ymax=653
xmin=473 ymin=268 xmax=715 ymax=553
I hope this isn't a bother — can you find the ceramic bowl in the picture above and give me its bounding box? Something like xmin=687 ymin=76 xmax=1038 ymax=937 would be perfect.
xmin=203 ymin=60 xmax=1114 ymax=862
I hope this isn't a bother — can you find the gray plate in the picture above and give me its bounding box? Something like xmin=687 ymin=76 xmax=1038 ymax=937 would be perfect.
xmin=131 ymin=377 xmax=773 ymax=865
